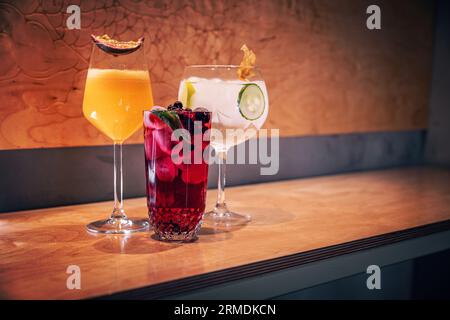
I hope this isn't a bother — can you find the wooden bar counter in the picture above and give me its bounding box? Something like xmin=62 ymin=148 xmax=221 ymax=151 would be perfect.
xmin=1 ymin=167 xmax=450 ymax=299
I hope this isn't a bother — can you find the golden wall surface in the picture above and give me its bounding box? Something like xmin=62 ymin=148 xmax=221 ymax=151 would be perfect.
xmin=0 ymin=0 xmax=434 ymax=149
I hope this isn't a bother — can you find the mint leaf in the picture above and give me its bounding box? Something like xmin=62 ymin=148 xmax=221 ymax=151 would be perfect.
xmin=151 ymin=110 xmax=182 ymax=131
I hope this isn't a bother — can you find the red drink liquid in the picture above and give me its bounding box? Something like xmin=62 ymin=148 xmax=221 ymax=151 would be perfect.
xmin=143 ymin=108 xmax=211 ymax=241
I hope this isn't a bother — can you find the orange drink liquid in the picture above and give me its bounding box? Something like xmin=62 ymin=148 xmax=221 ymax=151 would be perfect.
xmin=83 ymin=68 xmax=154 ymax=142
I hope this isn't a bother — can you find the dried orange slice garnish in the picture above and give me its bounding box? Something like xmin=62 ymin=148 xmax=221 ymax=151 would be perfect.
xmin=237 ymin=44 xmax=256 ymax=81
xmin=91 ymin=34 xmax=144 ymax=55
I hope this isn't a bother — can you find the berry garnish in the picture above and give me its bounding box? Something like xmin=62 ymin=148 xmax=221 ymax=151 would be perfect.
xmin=173 ymin=101 xmax=184 ymax=109
xmin=193 ymin=107 xmax=210 ymax=121
xmin=168 ymin=101 xmax=183 ymax=111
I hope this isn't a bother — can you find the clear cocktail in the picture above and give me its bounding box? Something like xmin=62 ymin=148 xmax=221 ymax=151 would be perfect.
xmin=178 ymin=64 xmax=269 ymax=227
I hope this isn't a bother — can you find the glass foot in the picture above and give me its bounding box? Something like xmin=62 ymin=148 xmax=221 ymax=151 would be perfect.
xmin=86 ymin=217 xmax=149 ymax=234
xmin=203 ymin=207 xmax=251 ymax=228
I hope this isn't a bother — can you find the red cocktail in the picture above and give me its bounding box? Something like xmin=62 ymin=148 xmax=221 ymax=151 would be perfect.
xmin=143 ymin=102 xmax=211 ymax=241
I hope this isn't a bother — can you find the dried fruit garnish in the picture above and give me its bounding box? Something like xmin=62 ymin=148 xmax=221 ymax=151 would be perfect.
xmin=237 ymin=44 xmax=256 ymax=80
xmin=91 ymin=34 xmax=144 ymax=55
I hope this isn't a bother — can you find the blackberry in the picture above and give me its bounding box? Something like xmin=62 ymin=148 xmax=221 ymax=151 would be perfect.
xmin=173 ymin=101 xmax=183 ymax=109
xmin=167 ymin=101 xmax=183 ymax=111
xmin=192 ymin=107 xmax=208 ymax=121
xmin=177 ymin=112 xmax=194 ymax=131
xmin=195 ymin=112 xmax=210 ymax=122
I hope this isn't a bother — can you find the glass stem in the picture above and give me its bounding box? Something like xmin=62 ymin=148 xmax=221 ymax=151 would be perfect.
xmin=215 ymin=151 xmax=228 ymax=214
xmin=111 ymin=142 xmax=126 ymax=220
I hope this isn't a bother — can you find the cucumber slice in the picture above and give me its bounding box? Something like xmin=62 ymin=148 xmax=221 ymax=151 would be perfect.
xmin=238 ymin=83 xmax=265 ymax=120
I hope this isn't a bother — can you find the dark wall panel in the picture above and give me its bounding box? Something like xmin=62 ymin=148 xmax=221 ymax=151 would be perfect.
xmin=425 ymin=0 xmax=450 ymax=166
xmin=1 ymin=130 xmax=425 ymax=212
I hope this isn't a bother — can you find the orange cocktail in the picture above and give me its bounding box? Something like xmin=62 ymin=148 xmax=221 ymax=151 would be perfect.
xmin=83 ymin=68 xmax=153 ymax=142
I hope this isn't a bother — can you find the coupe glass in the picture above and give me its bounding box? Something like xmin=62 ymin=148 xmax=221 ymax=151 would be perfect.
xmin=82 ymin=38 xmax=153 ymax=234
xmin=178 ymin=65 xmax=269 ymax=226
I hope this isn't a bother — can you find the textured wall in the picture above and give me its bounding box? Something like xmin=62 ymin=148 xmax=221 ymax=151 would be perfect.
xmin=0 ymin=0 xmax=434 ymax=150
